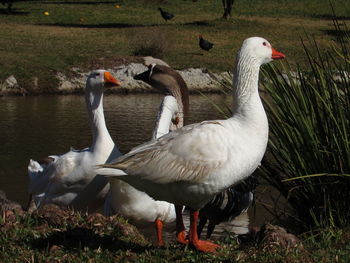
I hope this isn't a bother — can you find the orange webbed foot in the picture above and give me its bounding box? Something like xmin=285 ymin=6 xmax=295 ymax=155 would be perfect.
xmin=191 ymin=239 xmax=221 ymax=253
xmin=156 ymin=240 xmax=165 ymax=247
xmin=176 ymin=230 xmax=189 ymax=244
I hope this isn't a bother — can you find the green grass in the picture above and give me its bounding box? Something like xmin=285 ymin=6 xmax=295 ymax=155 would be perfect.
xmin=1 ymin=208 xmax=350 ymax=262
xmin=0 ymin=0 xmax=349 ymax=92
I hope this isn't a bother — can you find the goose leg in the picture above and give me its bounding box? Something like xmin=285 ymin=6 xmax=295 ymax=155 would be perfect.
xmin=206 ymin=221 xmax=216 ymax=239
xmin=197 ymin=216 xmax=207 ymax=239
xmin=155 ymin=219 xmax=165 ymax=246
xmin=189 ymin=209 xmax=220 ymax=253
xmin=25 ymin=194 xmax=37 ymax=213
xmin=175 ymin=205 xmax=188 ymax=244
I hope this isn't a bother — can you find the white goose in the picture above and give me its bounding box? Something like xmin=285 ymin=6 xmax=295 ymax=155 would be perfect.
xmin=104 ymin=64 xmax=189 ymax=246
xmin=27 ymin=70 xmax=121 ymax=212
xmin=98 ymin=37 xmax=285 ymax=252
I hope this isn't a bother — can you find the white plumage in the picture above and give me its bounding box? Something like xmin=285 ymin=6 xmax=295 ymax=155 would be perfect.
xmin=98 ymin=37 xmax=285 ymax=252
xmin=27 ymin=70 xmax=121 ymax=212
xmin=104 ymin=95 xmax=179 ymax=228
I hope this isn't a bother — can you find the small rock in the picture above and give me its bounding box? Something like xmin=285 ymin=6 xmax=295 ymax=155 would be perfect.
xmin=142 ymin=56 xmax=170 ymax=67
xmin=32 ymin=77 xmax=39 ymax=91
xmin=0 ymin=75 xmax=27 ymax=95
xmin=0 ymin=190 xmax=24 ymax=216
xmin=5 ymin=75 xmax=18 ymax=87
xmin=257 ymin=224 xmax=302 ymax=251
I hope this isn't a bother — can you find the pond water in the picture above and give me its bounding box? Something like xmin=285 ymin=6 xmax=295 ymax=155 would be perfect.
xmin=0 ymin=94 xmax=227 ymax=204
xmin=0 ymin=93 xmax=281 ymax=229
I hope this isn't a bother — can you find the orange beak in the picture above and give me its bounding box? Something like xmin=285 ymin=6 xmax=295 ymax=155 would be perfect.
xmin=271 ymin=48 xmax=286 ymax=60
xmin=104 ymin=71 xmax=121 ymax=86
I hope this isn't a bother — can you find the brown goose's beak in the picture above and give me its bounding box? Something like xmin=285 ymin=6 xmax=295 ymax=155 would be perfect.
xmin=134 ymin=63 xmax=156 ymax=83
xmin=271 ymin=48 xmax=286 ymax=60
xmin=134 ymin=71 xmax=148 ymax=81
xmin=134 ymin=69 xmax=152 ymax=82
xmin=104 ymin=71 xmax=121 ymax=87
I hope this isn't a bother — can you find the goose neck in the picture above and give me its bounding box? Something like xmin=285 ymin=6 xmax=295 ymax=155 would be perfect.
xmin=85 ymin=87 xmax=113 ymax=152
xmin=231 ymin=55 xmax=261 ymax=115
xmin=170 ymin=86 xmax=185 ymax=126
xmin=153 ymin=95 xmax=179 ymax=139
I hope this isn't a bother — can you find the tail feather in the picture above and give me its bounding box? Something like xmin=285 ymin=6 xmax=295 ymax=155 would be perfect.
xmin=28 ymin=159 xmax=44 ymax=177
xmin=97 ymin=167 xmax=127 ymax=177
xmin=27 ymin=159 xmax=51 ymax=195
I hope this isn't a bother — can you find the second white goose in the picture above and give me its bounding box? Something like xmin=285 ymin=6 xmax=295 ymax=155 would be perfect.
xmin=28 ymin=70 xmax=121 ymax=212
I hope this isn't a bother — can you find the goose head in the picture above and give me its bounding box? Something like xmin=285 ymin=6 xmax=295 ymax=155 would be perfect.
xmin=239 ymin=37 xmax=285 ymax=65
xmin=86 ymin=69 xmax=121 ymax=92
xmin=134 ymin=64 xmax=189 ymax=116
xmin=85 ymin=70 xmax=121 ymax=110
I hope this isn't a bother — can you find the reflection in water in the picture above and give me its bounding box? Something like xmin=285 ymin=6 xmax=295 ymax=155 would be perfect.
xmin=0 ymin=94 xmax=227 ymax=206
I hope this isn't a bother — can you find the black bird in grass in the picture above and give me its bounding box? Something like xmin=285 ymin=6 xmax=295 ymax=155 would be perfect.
xmin=1 ymin=0 xmax=14 ymax=12
xmin=197 ymin=175 xmax=258 ymax=239
xmin=199 ymin=35 xmax=214 ymax=51
xmin=158 ymin=7 xmax=174 ymax=22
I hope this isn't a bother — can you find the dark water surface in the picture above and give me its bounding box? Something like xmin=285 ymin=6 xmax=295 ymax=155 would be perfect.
xmin=0 ymin=93 xmax=227 ymax=206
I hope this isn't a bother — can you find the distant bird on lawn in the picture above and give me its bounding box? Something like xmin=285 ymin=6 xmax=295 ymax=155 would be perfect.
xmin=199 ymin=35 xmax=214 ymax=51
xmin=158 ymin=8 xmax=174 ymax=22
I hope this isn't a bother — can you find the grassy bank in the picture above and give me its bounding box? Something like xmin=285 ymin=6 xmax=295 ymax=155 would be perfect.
xmin=1 ymin=204 xmax=350 ymax=263
xmin=0 ymin=0 xmax=349 ymax=93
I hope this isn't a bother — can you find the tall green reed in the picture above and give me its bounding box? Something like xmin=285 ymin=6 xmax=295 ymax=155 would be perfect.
xmin=260 ymin=26 xmax=350 ymax=229
xmin=262 ymin=16 xmax=350 ymax=229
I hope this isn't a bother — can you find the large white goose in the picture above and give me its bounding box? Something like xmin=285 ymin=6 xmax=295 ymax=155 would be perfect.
xmin=27 ymin=70 xmax=121 ymax=212
xmin=98 ymin=37 xmax=285 ymax=252
xmin=104 ymin=64 xmax=189 ymax=246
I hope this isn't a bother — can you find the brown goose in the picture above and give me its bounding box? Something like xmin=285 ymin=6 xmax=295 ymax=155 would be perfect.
xmin=104 ymin=63 xmax=189 ymax=246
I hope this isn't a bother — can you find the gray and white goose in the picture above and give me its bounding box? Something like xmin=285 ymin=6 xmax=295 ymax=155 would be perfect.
xmin=197 ymin=174 xmax=258 ymax=239
xmin=104 ymin=64 xmax=189 ymax=246
xmin=98 ymin=37 xmax=285 ymax=252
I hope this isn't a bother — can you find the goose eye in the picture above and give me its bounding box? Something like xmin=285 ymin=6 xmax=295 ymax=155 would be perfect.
xmin=263 ymin=42 xmax=267 ymax=46
xmin=95 ymin=73 xmax=100 ymax=76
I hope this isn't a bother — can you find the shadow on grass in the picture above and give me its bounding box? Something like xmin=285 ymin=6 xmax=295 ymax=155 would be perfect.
xmin=311 ymin=14 xmax=350 ymax=20
xmin=322 ymin=29 xmax=350 ymax=40
xmin=183 ymin=20 xmax=213 ymax=26
xmin=37 ymin=19 xmax=216 ymax=29
xmin=37 ymin=22 xmax=188 ymax=28
xmin=0 ymin=8 xmax=29 ymax=15
xmin=29 ymin=226 xmax=149 ymax=253
xmin=186 ymin=52 xmax=205 ymax=56
xmin=38 ymin=22 xmax=145 ymax=28
xmin=29 ymin=0 xmax=118 ymax=4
